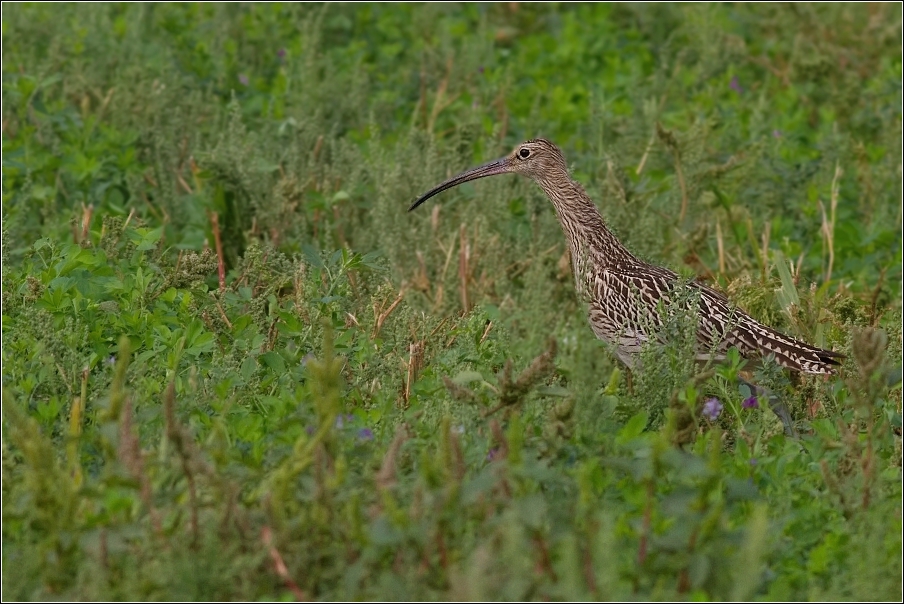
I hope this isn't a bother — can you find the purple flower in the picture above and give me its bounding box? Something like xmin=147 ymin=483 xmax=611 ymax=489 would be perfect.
xmin=743 ymin=395 xmax=759 ymax=409
xmin=772 ymin=129 xmax=782 ymax=138
xmin=702 ymin=398 xmax=723 ymax=421
xmin=105 ymin=355 xmax=116 ymax=366
xmin=357 ymin=428 xmax=374 ymax=441
xmin=729 ymin=76 xmax=743 ymax=94
xmin=334 ymin=414 xmax=354 ymax=429
xmin=749 ymin=458 xmax=758 ymax=467
xmin=238 ymin=73 xmax=249 ymax=86
xmin=486 ymin=447 xmax=500 ymax=461
xmin=277 ymin=48 xmax=286 ymax=59
xmin=478 ymin=65 xmax=485 ymax=74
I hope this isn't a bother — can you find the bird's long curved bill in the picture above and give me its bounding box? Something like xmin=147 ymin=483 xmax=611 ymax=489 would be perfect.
xmin=408 ymin=158 xmax=509 ymax=212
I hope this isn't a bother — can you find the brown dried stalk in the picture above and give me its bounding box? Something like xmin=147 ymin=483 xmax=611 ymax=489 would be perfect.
xmin=208 ymin=210 xmax=226 ymax=291
xmin=262 ymin=526 xmax=307 ymax=601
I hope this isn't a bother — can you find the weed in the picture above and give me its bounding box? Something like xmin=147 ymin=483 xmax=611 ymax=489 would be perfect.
xmin=2 ymin=3 xmax=901 ymax=600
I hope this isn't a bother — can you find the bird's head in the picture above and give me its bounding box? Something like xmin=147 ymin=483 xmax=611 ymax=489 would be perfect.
xmin=408 ymin=138 xmax=567 ymax=211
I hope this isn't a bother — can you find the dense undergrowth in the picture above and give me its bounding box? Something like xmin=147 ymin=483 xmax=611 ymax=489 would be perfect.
xmin=2 ymin=3 xmax=902 ymax=600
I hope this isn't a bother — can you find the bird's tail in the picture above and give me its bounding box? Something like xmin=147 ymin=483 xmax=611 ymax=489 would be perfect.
xmin=730 ymin=318 xmax=843 ymax=375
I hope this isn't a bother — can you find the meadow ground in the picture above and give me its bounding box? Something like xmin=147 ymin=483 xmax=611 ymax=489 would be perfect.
xmin=2 ymin=3 xmax=902 ymax=600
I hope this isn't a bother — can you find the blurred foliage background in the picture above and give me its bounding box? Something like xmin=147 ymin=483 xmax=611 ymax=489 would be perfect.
xmin=2 ymin=3 xmax=902 ymax=600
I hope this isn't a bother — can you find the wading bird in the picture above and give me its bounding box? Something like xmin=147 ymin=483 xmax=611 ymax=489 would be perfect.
xmin=409 ymin=139 xmax=841 ymax=387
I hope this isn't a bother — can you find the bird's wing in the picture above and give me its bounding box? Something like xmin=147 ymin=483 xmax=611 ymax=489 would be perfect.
xmin=587 ymin=263 xmax=680 ymax=352
xmin=588 ymin=263 xmax=743 ymax=358
xmin=589 ymin=262 xmax=841 ymax=374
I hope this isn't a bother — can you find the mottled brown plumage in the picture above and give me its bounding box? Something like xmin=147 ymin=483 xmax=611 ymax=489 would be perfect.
xmin=410 ymin=139 xmax=842 ymax=375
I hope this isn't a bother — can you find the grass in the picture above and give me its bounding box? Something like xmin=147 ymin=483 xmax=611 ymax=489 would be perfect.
xmin=2 ymin=3 xmax=902 ymax=600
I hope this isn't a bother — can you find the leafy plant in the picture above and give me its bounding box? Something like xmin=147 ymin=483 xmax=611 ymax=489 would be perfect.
xmin=2 ymin=3 xmax=901 ymax=600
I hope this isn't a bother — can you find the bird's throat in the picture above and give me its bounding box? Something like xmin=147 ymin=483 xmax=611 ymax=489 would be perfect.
xmin=536 ymin=177 xmax=636 ymax=279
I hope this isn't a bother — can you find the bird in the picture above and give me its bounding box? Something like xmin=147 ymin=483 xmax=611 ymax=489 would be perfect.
xmin=409 ymin=138 xmax=843 ymax=377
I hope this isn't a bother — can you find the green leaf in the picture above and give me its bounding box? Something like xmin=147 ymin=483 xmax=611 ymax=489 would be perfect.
xmin=451 ymin=370 xmax=484 ymax=385
xmin=302 ymin=245 xmax=324 ymax=269
xmin=536 ymin=385 xmax=570 ymax=397
xmin=185 ymin=332 xmax=215 ymax=357
xmin=133 ymin=226 xmax=164 ymax=251
xmin=772 ymin=249 xmax=800 ymax=312
xmin=259 ymin=351 xmax=286 ymax=374
xmin=618 ymin=411 xmax=649 ymax=441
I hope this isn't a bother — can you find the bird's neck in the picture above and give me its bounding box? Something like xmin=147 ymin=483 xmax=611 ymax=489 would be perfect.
xmin=535 ymin=173 xmax=637 ymax=272
xmin=534 ymin=172 xmax=636 ymax=300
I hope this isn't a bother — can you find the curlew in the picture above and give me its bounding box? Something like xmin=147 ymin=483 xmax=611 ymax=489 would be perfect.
xmin=409 ymin=139 xmax=842 ymax=393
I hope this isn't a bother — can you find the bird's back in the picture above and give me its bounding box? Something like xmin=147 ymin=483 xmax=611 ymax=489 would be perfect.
xmin=582 ymin=256 xmax=841 ymax=374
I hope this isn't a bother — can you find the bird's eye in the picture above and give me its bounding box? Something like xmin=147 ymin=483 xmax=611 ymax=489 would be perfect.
xmin=518 ymin=148 xmax=531 ymax=159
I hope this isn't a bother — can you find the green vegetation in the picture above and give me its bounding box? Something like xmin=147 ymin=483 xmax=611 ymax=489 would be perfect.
xmin=2 ymin=3 xmax=901 ymax=600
